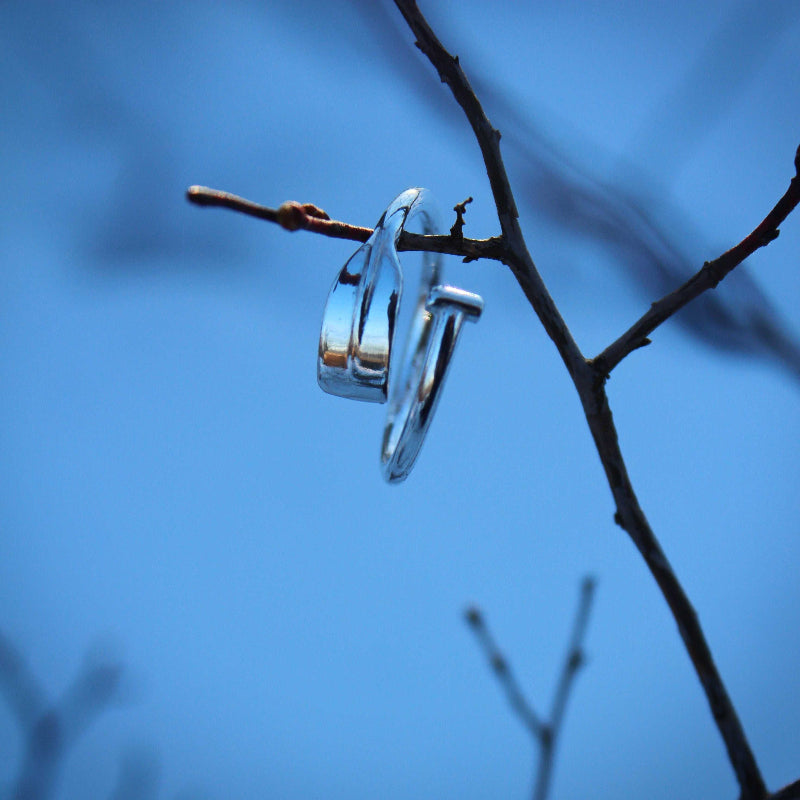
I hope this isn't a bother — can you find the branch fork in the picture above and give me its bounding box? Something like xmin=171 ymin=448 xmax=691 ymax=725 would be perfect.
xmin=187 ymin=4 xmax=800 ymax=797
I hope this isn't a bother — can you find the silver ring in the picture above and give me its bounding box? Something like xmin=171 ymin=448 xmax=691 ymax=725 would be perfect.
xmin=318 ymin=188 xmax=483 ymax=482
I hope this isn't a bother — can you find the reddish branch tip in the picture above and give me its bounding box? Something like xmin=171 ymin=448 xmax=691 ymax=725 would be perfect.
xmin=186 ymin=186 xmax=214 ymax=205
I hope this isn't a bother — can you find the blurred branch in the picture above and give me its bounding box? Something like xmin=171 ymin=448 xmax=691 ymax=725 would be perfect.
xmin=0 ymin=631 xmax=123 ymax=800
xmin=465 ymin=607 xmax=545 ymax=741
xmin=0 ymin=630 xmax=47 ymax=730
xmin=466 ymin=577 xmax=596 ymax=800
xmin=594 ymin=146 xmax=800 ymax=375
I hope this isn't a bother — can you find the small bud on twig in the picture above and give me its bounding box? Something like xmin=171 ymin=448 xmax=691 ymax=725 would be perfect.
xmin=277 ymin=201 xmax=308 ymax=231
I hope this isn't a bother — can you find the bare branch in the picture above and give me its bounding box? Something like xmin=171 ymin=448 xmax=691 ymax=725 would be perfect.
xmin=465 ymin=605 xmax=545 ymax=740
xmin=393 ymin=0 xmax=586 ymax=382
xmin=466 ymin=577 xmax=596 ymax=800
xmin=771 ymin=778 xmax=800 ymax=800
xmin=186 ymin=185 xmax=506 ymax=262
xmin=392 ymin=1 xmax=517 ymax=231
xmin=393 ymin=3 xmax=768 ymax=797
xmin=594 ymin=145 xmax=800 ymax=374
xmin=548 ymin=576 xmax=595 ymax=737
xmin=534 ymin=576 xmax=595 ymax=800
xmin=188 ymin=5 xmax=788 ymax=797
xmin=1 ymin=632 xmax=124 ymax=800
xmin=580 ymin=382 xmax=767 ymax=799
xmin=187 ymin=186 xmax=371 ymax=241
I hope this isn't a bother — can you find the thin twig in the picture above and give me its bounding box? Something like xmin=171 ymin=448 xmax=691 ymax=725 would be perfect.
xmin=534 ymin=576 xmax=595 ymax=800
xmin=594 ymin=146 xmax=800 ymax=375
xmin=466 ymin=578 xmax=596 ymax=800
xmin=0 ymin=632 xmax=123 ymax=800
xmin=450 ymin=196 xmax=473 ymax=238
xmin=393 ymin=0 xmax=585 ymax=385
xmin=186 ymin=186 xmax=372 ymax=241
xmin=186 ymin=185 xmax=506 ymax=262
xmin=464 ymin=606 xmax=545 ymax=740
xmin=547 ymin=576 xmax=595 ymax=740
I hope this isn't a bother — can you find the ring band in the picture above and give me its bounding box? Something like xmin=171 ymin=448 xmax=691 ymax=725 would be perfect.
xmin=318 ymin=188 xmax=483 ymax=482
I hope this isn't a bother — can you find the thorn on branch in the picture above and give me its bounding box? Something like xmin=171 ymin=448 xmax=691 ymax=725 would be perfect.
xmin=450 ymin=196 xmax=473 ymax=239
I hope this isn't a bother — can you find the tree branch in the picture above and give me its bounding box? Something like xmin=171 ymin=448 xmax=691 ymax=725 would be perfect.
xmin=391 ymin=2 xmax=768 ymax=798
xmin=580 ymin=379 xmax=767 ymax=798
xmin=547 ymin=576 xmax=595 ymax=741
xmin=393 ymin=0 xmax=586 ymax=383
xmin=771 ymin=778 xmax=800 ymax=800
xmin=186 ymin=185 xmax=506 ymax=262
xmin=186 ymin=4 xmax=790 ymax=797
xmin=1 ymin=632 xmax=124 ymax=800
xmin=466 ymin=577 xmax=596 ymax=800
xmin=594 ymin=145 xmax=800 ymax=375
xmin=465 ymin=605 xmax=546 ymax=741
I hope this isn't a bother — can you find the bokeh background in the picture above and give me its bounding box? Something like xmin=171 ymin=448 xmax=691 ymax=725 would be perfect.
xmin=2 ymin=2 xmax=799 ymax=798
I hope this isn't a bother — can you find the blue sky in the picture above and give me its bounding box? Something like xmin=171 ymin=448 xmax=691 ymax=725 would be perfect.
xmin=1 ymin=2 xmax=799 ymax=799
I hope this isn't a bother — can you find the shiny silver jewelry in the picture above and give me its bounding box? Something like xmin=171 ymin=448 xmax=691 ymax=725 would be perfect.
xmin=318 ymin=188 xmax=483 ymax=482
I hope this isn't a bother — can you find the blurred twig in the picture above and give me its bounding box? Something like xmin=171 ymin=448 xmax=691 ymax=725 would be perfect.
xmin=0 ymin=631 xmax=123 ymax=800
xmin=466 ymin=577 xmax=596 ymax=800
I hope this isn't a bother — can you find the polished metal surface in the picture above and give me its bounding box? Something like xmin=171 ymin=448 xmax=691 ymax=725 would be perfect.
xmin=318 ymin=189 xmax=434 ymax=403
xmin=318 ymin=188 xmax=484 ymax=482
xmin=381 ymin=284 xmax=483 ymax=482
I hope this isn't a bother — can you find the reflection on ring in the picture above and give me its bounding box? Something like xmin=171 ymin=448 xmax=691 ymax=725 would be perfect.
xmin=318 ymin=188 xmax=483 ymax=482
